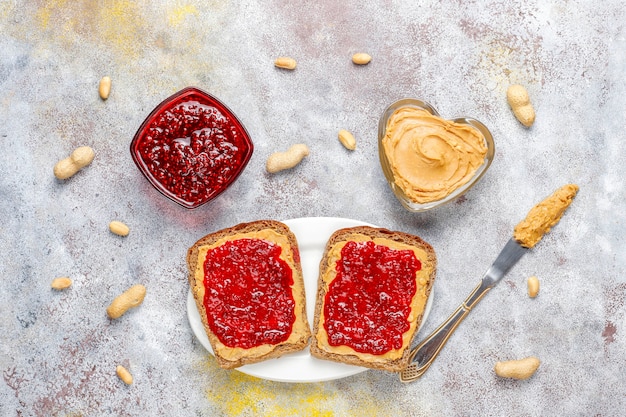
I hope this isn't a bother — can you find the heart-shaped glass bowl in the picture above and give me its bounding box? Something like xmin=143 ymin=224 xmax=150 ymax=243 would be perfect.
xmin=378 ymin=98 xmax=495 ymax=212
xmin=130 ymin=87 xmax=254 ymax=209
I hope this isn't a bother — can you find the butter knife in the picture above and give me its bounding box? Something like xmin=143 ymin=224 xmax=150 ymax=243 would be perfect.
xmin=399 ymin=184 xmax=579 ymax=382
xmin=399 ymin=238 xmax=525 ymax=382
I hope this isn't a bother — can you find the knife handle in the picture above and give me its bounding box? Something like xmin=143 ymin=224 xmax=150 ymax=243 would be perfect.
xmin=399 ymin=279 xmax=493 ymax=382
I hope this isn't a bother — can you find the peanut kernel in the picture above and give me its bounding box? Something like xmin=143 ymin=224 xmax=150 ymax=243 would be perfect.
xmin=116 ymin=365 xmax=133 ymax=385
xmin=338 ymin=129 xmax=356 ymax=150
xmin=109 ymin=220 xmax=130 ymax=237
xmin=51 ymin=277 xmax=72 ymax=290
xmin=352 ymin=53 xmax=372 ymax=65
xmin=274 ymin=57 xmax=297 ymax=70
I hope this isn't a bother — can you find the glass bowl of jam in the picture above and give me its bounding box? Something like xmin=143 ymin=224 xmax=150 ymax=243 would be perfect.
xmin=131 ymin=87 xmax=254 ymax=209
xmin=378 ymin=98 xmax=495 ymax=212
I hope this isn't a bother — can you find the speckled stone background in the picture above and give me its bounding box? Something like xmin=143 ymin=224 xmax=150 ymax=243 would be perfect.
xmin=1 ymin=1 xmax=624 ymax=416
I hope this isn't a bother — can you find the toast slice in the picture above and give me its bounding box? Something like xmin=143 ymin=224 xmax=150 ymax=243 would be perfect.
xmin=310 ymin=226 xmax=436 ymax=372
xmin=187 ymin=220 xmax=311 ymax=369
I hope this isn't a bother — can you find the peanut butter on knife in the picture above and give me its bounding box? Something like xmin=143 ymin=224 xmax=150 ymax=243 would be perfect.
xmin=513 ymin=184 xmax=579 ymax=248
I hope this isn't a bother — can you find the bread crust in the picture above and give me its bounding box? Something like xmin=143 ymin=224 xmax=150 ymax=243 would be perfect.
xmin=310 ymin=226 xmax=436 ymax=372
xmin=187 ymin=220 xmax=311 ymax=369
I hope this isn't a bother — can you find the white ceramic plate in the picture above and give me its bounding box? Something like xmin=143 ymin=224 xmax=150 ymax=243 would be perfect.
xmin=187 ymin=217 xmax=434 ymax=383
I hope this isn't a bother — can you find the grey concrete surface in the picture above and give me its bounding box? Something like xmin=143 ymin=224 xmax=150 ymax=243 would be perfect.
xmin=0 ymin=1 xmax=624 ymax=416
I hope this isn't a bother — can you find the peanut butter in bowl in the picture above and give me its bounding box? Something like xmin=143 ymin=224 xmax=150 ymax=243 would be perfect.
xmin=378 ymin=99 xmax=495 ymax=212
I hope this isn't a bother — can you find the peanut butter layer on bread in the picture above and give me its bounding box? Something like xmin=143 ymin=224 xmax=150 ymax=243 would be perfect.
xmin=187 ymin=220 xmax=311 ymax=369
xmin=310 ymin=226 xmax=436 ymax=372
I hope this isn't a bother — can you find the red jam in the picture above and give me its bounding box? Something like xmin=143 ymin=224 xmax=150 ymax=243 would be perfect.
xmin=323 ymin=240 xmax=421 ymax=355
xmin=202 ymin=238 xmax=296 ymax=349
xmin=130 ymin=87 xmax=253 ymax=209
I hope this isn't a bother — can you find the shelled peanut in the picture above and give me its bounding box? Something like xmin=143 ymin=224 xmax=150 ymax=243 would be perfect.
xmin=99 ymin=76 xmax=111 ymax=100
xmin=274 ymin=57 xmax=297 ymax=70
xmin=116 ymin=365 xmax=133 ymax=385
xmin=352 ymin=53 xmax=372 ymax=65
xmin=109 ymin=221 xmax=130 ymax=237
xmin=527 ymin=276 xmax=540 ymax=298
xmin=51 ymin=277 xmax=72 ymax=290
xmin=338 ymin=130 xmax=356 ymax=150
